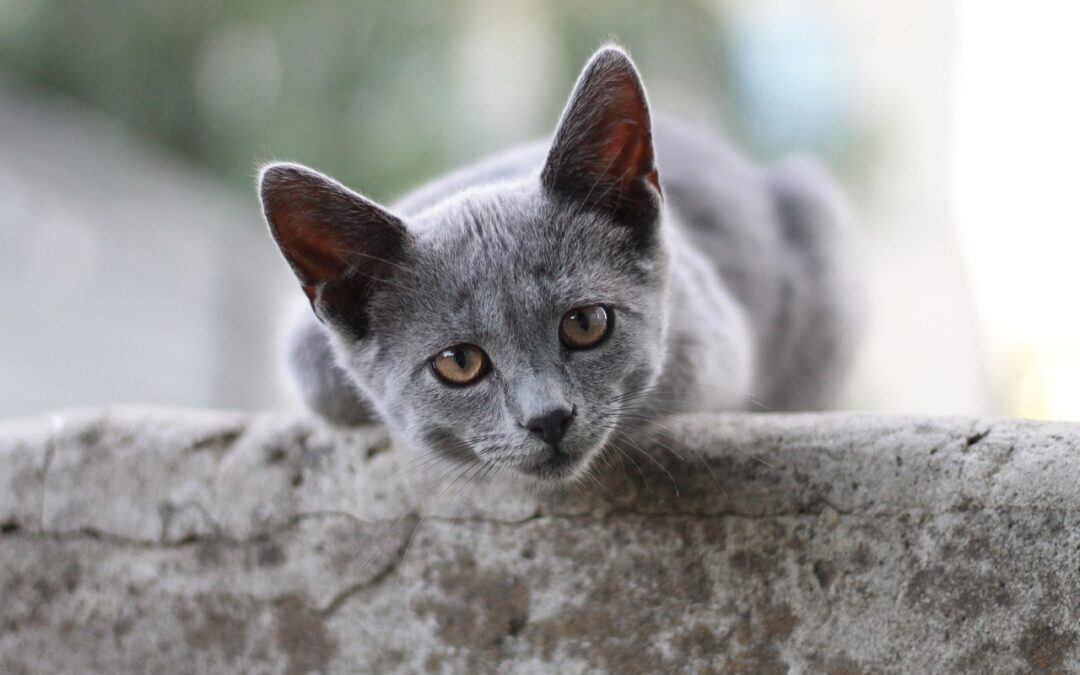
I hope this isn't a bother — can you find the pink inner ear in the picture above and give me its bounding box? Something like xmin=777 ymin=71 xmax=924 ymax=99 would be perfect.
xmin=261 ymin=163 xmax=408 ymax=321
xmin=645 ymin=168 xmax=661 ymax=195
xmin=277 ymin=216 xmax=351 ymax=296
xmin=598 ymin=119 xmax=652 ymax=187
xmin=588 ymin=74 xmax=657 ymax=195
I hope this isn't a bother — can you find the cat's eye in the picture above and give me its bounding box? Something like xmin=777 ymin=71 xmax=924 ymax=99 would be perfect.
xmin=560 ymin=304 xmax=612 ymax=350
xmin=432 ymin=344 xmax=490 ymax=386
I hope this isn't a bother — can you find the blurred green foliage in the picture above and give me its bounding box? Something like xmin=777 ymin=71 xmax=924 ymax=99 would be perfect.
xmin=0 ymin=0 xmax=862 ymax=200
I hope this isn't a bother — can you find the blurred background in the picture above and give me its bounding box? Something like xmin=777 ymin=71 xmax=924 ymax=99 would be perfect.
xmin=1 ymin=0 xmax=1077 ymax=420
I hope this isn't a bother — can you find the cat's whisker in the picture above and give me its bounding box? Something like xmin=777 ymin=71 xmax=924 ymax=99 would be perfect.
xmin=606 ymin=382 xmax=775 ymax=412
xmin=607 ymin=421 xmax=728 ymax=497
xmin=604 ymin=405 xmax=687 ymax=462
xmin=345 ymin=268 xmax=420 ymax=295
xmin=634 ymin=431 xmax=688 ymax=464
xmin=606 ymin=411 xmax=679 ymax=435
xmin=390 ymin=431 xmax=506 ymax=482
xmin=347 ymin=250 xmax=417 ymax=276
xmin=638 ymin=413 xmax=728 ymax=476
xmin=629 ymin=396 xmax=773 ymax=412
xmin=388 ymin=448 xmax=455 ymax=481
xmin=387 ymin=514 xmax=425 ymax=587
xmin=476 ymin=455 xmax=504 ymax=485
xmin=455 ymin=452 xmax=518 ymax=511
xmin=446 ymin=457 xmax=491 ymax=506
xmin=605 ymin=386 xmax=665 ymax=405
xmin=752 ymin=455 xmax=776 ymax=469
xmin=609 ymin=443 xmax=647 ymax=484
xmin=393 ymin=443 xmax=470 ymax=481
xmin=353 ymin=509 xmax=417 ymax=576
xmin=442 ymin=438 xmax=507 ymax=499
xmin=580 ymin=463 xmax=603 ymax=492
xmin=395 ymin=457 xmax=454 ymax=485
xmin=473 ymin=457 xmax=505 ymax=496
xmin=608 ymin=427 xmax=680 ymax=496
xmin=435 ymin=457 xmax=479 ymax=495
xmin=568 ymin=470 xmax=588 ymax=497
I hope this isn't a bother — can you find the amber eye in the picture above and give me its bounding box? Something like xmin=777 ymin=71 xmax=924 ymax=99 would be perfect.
xmin=432 ymin=344 xmax=490 ymax=386
xmin=560 ymin=304 xmax=612 ymax=350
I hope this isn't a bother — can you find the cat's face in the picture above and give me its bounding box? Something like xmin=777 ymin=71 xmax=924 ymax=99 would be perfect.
xmin=342 ymin=187 xmax=668 ymax=482
xmin=261 ymin=46 xmax=666 ymax=482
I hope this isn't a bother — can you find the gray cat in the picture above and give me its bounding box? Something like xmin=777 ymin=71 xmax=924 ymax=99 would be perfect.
xmin=259 ymin=45 xmax=861 ymax=483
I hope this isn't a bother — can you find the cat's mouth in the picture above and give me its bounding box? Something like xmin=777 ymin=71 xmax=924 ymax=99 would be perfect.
xmin=514 ymin=448 xmax=585 ymax=480
xmin=510 ymin=419 xmax=618 ymax=482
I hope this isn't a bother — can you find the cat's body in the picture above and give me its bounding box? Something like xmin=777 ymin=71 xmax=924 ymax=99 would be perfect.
xmin=263 ymin=46 xmax=860 ymax=483
xmin=285 ymin=118 xmax=858 ymax=422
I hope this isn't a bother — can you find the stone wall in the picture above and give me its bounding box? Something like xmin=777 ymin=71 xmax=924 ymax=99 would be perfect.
xmin=1 ymin=407 xmax=1078 ymax=673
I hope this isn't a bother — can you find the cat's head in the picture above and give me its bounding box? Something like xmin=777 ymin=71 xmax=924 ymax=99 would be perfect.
xmin=260 ymin=46 xmax=668 ymax=483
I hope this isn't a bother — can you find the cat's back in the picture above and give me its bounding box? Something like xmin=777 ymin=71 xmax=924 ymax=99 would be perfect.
xmin=653 ymin=118 xmax=861 ymax=408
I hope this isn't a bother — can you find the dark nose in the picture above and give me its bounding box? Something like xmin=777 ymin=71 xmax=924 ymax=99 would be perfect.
xmin=524 ymin=406 xmax=574 ymax=448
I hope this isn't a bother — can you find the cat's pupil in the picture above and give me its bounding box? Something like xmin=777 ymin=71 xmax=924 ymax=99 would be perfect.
xmin=574 ymin=313 xmax=590 ymax=331
xmin=453 ymin=349 xmax=468 ymax=369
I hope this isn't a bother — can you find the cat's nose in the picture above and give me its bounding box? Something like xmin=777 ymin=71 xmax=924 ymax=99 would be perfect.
xmin=523 ymin=406 xmax=575 ymax=448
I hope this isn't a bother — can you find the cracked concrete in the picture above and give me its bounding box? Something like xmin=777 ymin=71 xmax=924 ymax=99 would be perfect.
xmin=1 ymin=407 xmax=1079 ymax=673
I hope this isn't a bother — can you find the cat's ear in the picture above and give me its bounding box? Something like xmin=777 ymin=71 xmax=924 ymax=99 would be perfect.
xmin=541 ymin=46 xmax=661 ymax=232
xmin=259 ymin=162 xmax=408 ymax=333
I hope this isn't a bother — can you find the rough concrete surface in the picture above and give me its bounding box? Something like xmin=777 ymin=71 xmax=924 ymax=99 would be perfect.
xmin=0 ymin=407 xmax=1078 ymax=674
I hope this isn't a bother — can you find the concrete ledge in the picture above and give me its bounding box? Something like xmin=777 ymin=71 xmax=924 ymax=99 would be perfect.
xmin=1 ymin=407 xmax=1078 ymax=673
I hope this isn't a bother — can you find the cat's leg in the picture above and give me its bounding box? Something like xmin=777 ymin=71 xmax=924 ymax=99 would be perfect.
xmin=762 ymin=156 xmax=864 ymax=410
xmin=283 ymin=309 xmax=380 ymax=426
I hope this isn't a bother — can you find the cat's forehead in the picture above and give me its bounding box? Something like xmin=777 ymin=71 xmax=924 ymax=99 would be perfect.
xmin=373 ymin=187 xmax=649 ymax=349
xmin=408 ymin=187 xmax=628 ymax=297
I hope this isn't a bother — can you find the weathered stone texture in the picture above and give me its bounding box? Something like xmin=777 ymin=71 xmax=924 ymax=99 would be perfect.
xmin=1 ymin=407 xmax=1078 ymax=673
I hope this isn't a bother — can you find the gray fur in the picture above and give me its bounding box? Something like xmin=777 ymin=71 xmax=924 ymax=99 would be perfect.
xmin=261 ymin=46 xmax=861 ymax=483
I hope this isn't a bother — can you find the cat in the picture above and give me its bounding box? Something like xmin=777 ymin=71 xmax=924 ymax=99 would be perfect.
xmin=259 ymin=45 xmax=861 ymax=483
